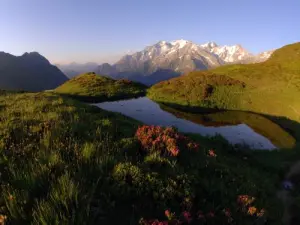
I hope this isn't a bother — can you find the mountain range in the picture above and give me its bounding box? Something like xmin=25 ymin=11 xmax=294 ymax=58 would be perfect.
xmin=59 ymin=40 xmax=273 ymax=85
xmin=0 ymin=52 xmax=68 ymax=91
xmin=0 ymin=40 xmax=274 ymax=92
xmin=56 ymin=62 xmax=98 ymax=78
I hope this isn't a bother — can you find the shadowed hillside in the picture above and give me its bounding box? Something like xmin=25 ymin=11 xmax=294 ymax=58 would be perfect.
xmin=0 ymin=52 xmax=68 ymax=91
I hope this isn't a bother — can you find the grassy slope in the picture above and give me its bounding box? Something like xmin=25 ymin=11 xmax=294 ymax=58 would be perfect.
xmin=148 ymin=43 xmax=300 ymax=123
xmin=55 ymin=72 xmax=147 ymax=102
xmin=0 ymin=91 xmax=286 ymax=224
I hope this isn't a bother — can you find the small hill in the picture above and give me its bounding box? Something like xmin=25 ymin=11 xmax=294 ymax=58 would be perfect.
xmin=148 ymin=42 xmax=300 ymax=123
xmin=55 ymin=72 xmax=147 ymax=102
xmin=0 ymin=52 xmax=68 ymax=91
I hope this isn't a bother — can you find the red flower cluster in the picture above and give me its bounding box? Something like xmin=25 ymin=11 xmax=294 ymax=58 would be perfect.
xmin=237 ymin=195 xmax=255 ymax=207
xmin=140 ymin=218 xmax=180 ymax=225
xmin=141 ymin=203 xmax=264 ymax=225
xmin=141 ymin=220 xmax=169 ymax=225
xmin=164 ymin=210 xmax=175 ymax=220
xmin=237 ymin=195 xmax=265 ymax=217
xmin=141 ymin=209 xmax=218 ymax=225
xmin=182 ymin=211 xmax=192 ymax=223
xmin=135 ymin=125 xmax=199 ymax=157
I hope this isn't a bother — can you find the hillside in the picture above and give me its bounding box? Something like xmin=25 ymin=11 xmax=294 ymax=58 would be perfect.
xmin=55 ymin=72 xmax=147 ymax=102
xmin=0 ymin=52 xmax=68 ymax=91
xmin=0 ymin=91 xmax=285 ymax=224
xmin=148 ymin=42 xmax=300 ymax=123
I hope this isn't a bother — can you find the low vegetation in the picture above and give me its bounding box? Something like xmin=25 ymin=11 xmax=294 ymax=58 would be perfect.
xmin=0 ymin=91 xmax=287 ymax=224
xmin=148 ymin=42 xmax=300 ymax=124
xmin=55 ymin=72 xmax=147 ymax=102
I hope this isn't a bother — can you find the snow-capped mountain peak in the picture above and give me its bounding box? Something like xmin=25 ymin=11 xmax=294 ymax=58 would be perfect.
xmin=240 ymin=50 xmax=275 ymax=63
xmin=111 ymin=39 xmax=273 ymax=77
xmin=155 ymin=41 xmax=168 ymax=46
xmin=257 ymin=50 xmax=274 ymax=59
xmin=200 ymin=42 xmax=218 ymax=50
xmin=96 ymin=39 xmax=274 ymax=85
xmin=113 ymin=39 xmax=224 ymax=75
xmin=170 ymin=39 xmax=191 ymax=49
xmin=210 ymin=44 xmax=252 ymax=62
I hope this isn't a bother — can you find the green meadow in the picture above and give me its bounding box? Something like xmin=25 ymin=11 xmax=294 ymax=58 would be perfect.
xmin=0 ymin=91 xmax=287 ymax=224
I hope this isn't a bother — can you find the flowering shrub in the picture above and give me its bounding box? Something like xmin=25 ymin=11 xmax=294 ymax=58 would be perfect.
xmin=140 ymin=200 xmax=266 ymax=225
xmin=140 ymin=208 xmax=227 ymax=225
xmin=139 ymin=219 xmax=172 ymax=225
xmin=140 ymin=195 xmax=266 ymax=225
xmin=164 ymin=210 xmax=175 ymax=220
xmin=237 ymin=195 xmax=265 ymax=217
xmin=135 ymin=125 xmax=199 ymax=157
xmin=237 ymin=195 xmax=255 ymax=206
xmin=0 ymin=215 xmax=7 ymax=225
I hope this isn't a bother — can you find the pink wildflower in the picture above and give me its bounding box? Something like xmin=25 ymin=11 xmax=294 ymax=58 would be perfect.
xmin=170 ymin=148 xmax=179 ymax=156
xmin=223 ymin=208 xmax=231 ymax=217
xmin=208 ymin=149 xmax=217 ymax=157
xmin=206 ymin=211 xmax=215 ymax=218
xmin=164 ymin=210 xmax=171 ymax=220
xmin=182 ymin=211 xmax=192 ymax=223
xmin=197 ymin=210 xmax=205 ymax=219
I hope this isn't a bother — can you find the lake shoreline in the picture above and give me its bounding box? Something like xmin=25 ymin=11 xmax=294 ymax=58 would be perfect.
xmin=93 ymin=97 xmax=294 ymax=150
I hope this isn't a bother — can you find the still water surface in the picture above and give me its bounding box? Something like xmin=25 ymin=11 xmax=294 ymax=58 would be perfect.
xmin=94 ymin=97 xmax=295 ymax=150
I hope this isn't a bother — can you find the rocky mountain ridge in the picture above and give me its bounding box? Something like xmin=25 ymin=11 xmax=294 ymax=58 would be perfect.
xmin=0 ymin=52 xmax=68 ymax=91
xmin=58 ymin=40 xmax=273 ymax=85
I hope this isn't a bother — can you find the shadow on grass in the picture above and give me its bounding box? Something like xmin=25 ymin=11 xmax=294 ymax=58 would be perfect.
xmin=57 ymin=92 xmax=146 ymax=103
xmin=0 ymin=104 xmax=5 ymax=112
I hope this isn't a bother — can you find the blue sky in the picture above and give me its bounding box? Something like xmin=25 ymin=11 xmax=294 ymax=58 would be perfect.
xmin=0 ymin=0 xmax=299 ymax=64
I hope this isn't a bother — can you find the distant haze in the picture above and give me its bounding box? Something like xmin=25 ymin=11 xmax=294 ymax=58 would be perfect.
xmin=54 ymin=54 xmax=125 ymax=65
xmin=0 ymin=0 xmax=299 ymax=64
